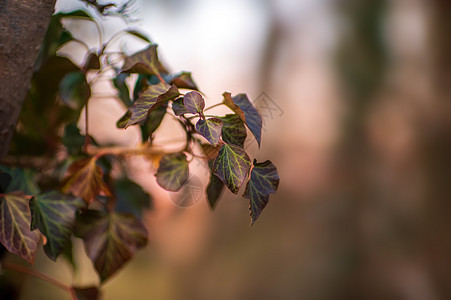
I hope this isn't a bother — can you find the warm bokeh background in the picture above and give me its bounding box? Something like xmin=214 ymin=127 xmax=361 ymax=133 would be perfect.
xmin=15 ymin=0 xmax=451 ymax=299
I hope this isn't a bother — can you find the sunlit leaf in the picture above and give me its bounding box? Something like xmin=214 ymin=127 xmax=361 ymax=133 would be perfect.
xmin=72 ymin=286 xmax=100 ymax=300
xmin=206 ymin=173 xmax=224 ymax=209
xmin=195 ymin=118 xmax=223 ymax=146
xmin=62 ymin=158 xmax=111 ymax=204
xmin=155 ymin=153 xmax=189 ymax=192
xmin=75 ymin=210 xmax=148 ymax=282
xmin=121 ymin=44 xmax=160 ymax=76
xmin=212 ymin=144 xmax=251 ymax=194
xmin=59 ymin=72 xmax=91 ymax=110
xmin=114 ymin=177 xmax=152 ymax=218
xmin=172 ymin=97 xmax=189 ymax=116
xmin=169 ymin=72 xmax=199 ymax=91
xmin=243 ymin=160 xmax=279 ymax=225
xmin=112 ymin=73 xmax=132 ymax=107
xmin=219 ymin=114 xmax=247 ymax=147
xmin=127 ymin=83 xmax=179 ymax=127
xmin=183 ymin=91 xmax=205 ymax=115
xmin=29 ymin=192 xmax=85 ymax=261
xmin=223 ymin=92 xmax=262 ymax=147
xmin=0 ymin=193 xmax=40 ymax=264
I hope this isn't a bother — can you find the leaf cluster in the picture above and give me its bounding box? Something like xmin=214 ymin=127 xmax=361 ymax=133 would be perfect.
xmin=0 ymin=5 xmax=279 ymax=299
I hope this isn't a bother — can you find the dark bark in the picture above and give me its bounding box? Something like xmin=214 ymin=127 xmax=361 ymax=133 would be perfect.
xmin=0 ymin=0 xmax=56 ymax=158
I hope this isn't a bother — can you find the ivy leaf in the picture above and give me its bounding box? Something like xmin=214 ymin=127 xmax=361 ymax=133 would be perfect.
xmin=127 ymin=83 xmax=179 ymax=127
xmin=62 ymin=122 xmax=86 ymax=156
xmin=62 ymin=158 xmax=112 ymax=204
xmin=121 ymin=44 xmax=160 ymax=76
xmin=0 ymin=167 xmax=39 ymax=195
xmin=172 ymin=97 xmax=189 ymax=116
xmin=223 ymin=92 xmax=262 ymax=148
xmin=141 ymin=104 xmax=167 ymax=142
xmin=59 ymin=72 xmax=91 ymax=110
xmin=195 ymin=118 xmax=223 ymax=146
xmin=112 ymin=73 xmax=132 ymax=107
xmin=29 ymin=192 xmax=85 ymax=261
xmin=0 ymin=173 xmax=12 ymax=193
xmin=201 ymin=143 xmax=221 ymax=161
xmin=116 ymin=109 xmax=132 ymax=129
xmin=212 ymin=144 xmax=251 ymax=194
xmin=155 ymin=153 xmax=189 ymax=192
xmin=114 ymin=177 xmax=152 ymax=219
xmin=219 ymin=114 xmax=247 ymax=147
xmin=169 ymin=72 xmax=199 ymax=91
xmin=206 ymin=173 xmax=224 ymax=209
xmin=0 ymin=193 xmax=40 ymax=264
xmin=183 ymin=91 xmax=205 ymax=115
xmin=75 ymin=210 xmax=148 ymax=282
xmin=71 ymin=286 xmax=100 ymax=300
xmin=124 ymin=29 xmax=152 ymax=43
xmin=243 ymin=160 xmax=280 ymax=225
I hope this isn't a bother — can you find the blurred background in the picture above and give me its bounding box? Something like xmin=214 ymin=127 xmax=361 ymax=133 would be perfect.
xmin=15 ymin=0 xmax=451 ymax=299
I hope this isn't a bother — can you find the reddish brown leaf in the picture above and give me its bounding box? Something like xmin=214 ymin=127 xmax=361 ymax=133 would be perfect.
xmin=75 ymin=211 xmax=148 ymax=282
xmin=62 ymin=158 xmax=111 ymax=204
xmin=0 ymin=193 xmax=40 ymax=264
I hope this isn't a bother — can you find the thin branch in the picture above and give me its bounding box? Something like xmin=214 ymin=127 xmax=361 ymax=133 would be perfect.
xmin=2 ymin=261 xmax=76 ymax=300
xmin=156 ymin=73 xmax=166 ymax=84
xmin=204 ymin=102 xmax=224 ymax=112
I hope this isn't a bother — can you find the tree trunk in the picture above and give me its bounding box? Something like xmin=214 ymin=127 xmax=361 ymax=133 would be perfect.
xmin=0 ymin=0 xmax=56 ymax=158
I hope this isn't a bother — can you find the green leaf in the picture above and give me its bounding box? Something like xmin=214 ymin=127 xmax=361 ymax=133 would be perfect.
xmin=219 ymin=114 xmax=247 ymax=147
xmin=127 ymin=83 xmax=179 ymax=127
xmin=155 ymin=153 xmax=189 ymax=192
xmin=62 ymin=122 xmax=85 ymax=155
xmin=0 ymin=173 xmax=12 ymax=193
xmin=56 ymin=10 xmax=93 ymax=19
xmin=29 ymin=192 xmax=85 ymax=261
xmin=172 ymin=97 xmax=189 ymax=116
xmin=124 ymin=29 xmax=152 ymax=43
xmin=121 ymin=44 xmax=160 ymax=76
xmin=75 ymin=211 xmax=148 ymax=282
xmin=62 ymin=158 xmax=112 ymax=204
xmin=195 ymin=118 xmax=223 ymax=146
xmin=141 ymin=104 xmax=167 ymax=142
xmin=59 ymin=72 xmax=91 ymax=110
xmin=169 ymin=72 xmax=199 ymax=91
xmin=0 ymin=193 xmax=40 ymax=264
xmin=212 ymin=144 xmax=251 ymax=194
xmin=206 ymin=173 xmax=224 ymax=209
xmin=72 ymin=286 xmax=100 ymax=300
xmin=183 ymin=91 xmax=205 ymax=115
xmin=112 ymin=73 xmax=132 ymax=107
xmin=0 ymin=167 xmax=39 ymax=195
xmin=35 ymin=13 xmax=73 ymax=69
xmin=116 ymin=110 xmax=132 ymax=129
xmin=114 ymin=177 xmax=152 ymax=218
xmin=223 ymin=92 xmax=262 ymax=148
xmin=243 ymin=160 xmax=280 ymax=225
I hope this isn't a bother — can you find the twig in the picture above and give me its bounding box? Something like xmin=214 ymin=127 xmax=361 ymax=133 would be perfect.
xmin=2 ymin=261 xmax=77 ymax=300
